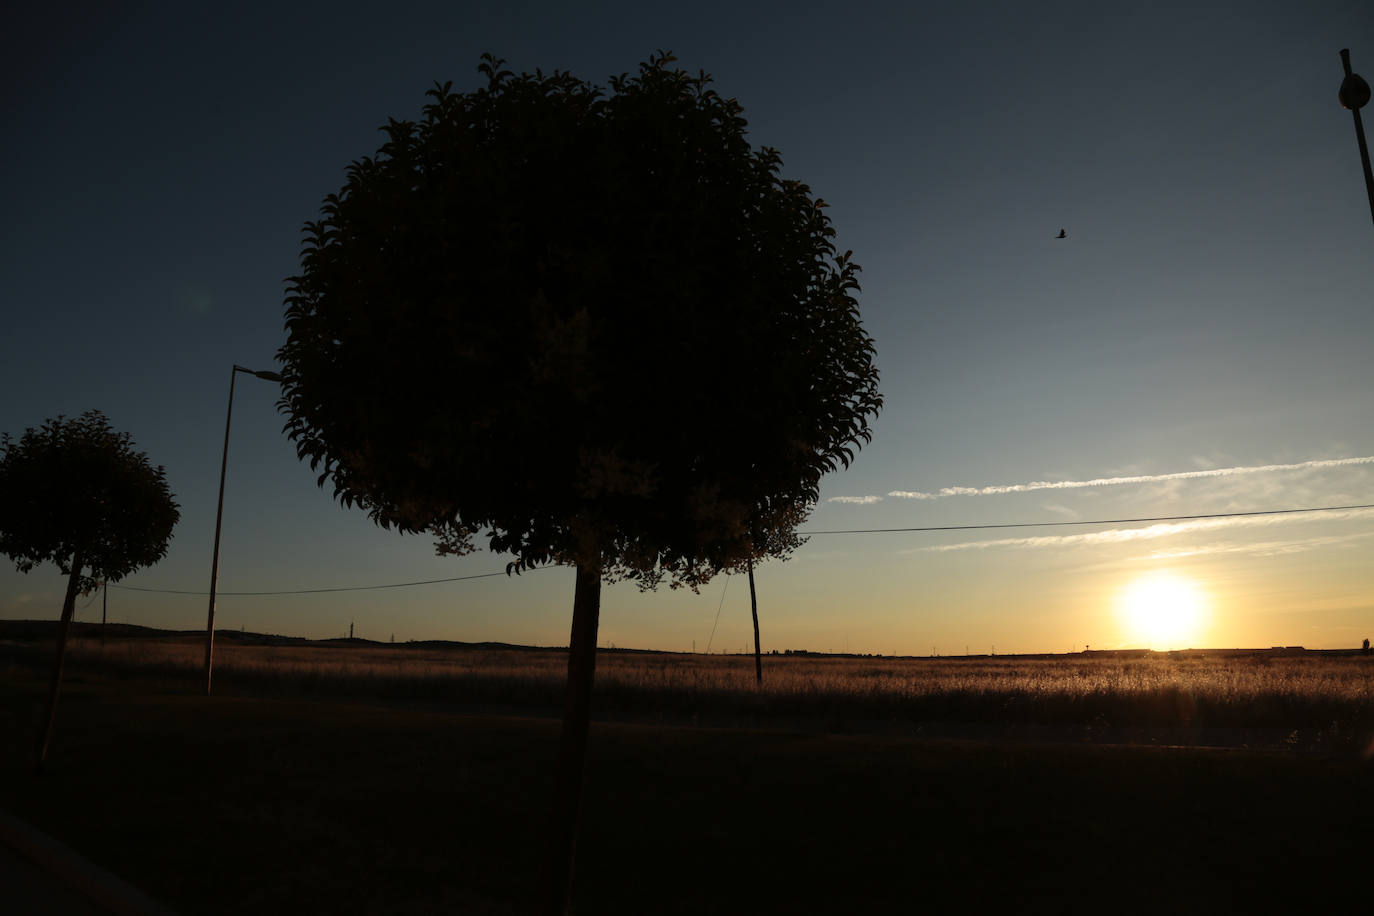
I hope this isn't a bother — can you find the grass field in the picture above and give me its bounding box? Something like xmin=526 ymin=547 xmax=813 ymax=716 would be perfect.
xmin=2 ymin=631 xmax=1373 ymax=913
xmin=12 ymin=631 xmax=1374 ymax=748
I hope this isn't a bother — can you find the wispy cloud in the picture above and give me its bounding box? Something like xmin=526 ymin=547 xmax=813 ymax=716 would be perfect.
xmin=901 ymin=506 xmax=1374 ymax=553
xmin=888 ymin=456 xmax=1374 ymax=501
xmin=827 ymin=495 xmax=884 ymax=504
xmin=1140 ymin=530 xmax=1374 ymax=561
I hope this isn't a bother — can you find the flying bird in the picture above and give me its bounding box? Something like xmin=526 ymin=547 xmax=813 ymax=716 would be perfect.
xmin=1056 ymin=229 xmax=1067 ymax=239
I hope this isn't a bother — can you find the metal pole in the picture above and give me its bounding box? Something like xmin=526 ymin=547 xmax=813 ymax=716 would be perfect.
xmin=204 ymin=366 xmax=238 ymax=696
xmin=1339 ymin=49 xmax=1374 ymax=228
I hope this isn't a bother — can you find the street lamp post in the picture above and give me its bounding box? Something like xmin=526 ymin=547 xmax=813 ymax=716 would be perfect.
xmin=1338 ymin=48 xmax=1374 ymax=227
xmin=204 ymin=364 xmax=283 ymax=695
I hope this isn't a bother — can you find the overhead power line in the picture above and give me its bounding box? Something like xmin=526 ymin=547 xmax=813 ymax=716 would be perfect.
xmin=704 ymin=574 xmax=731 ymax=654
xmin=105 ymin=502 xmax=1374 ymax=597
xmin=110 ymin=568 xmax=539 ymax=597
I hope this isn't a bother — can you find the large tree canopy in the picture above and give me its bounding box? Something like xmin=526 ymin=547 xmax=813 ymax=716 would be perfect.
xmin=277 ymin=53 xmax=881 ymax=586
xmin=0 ymin=410 xmax=180 ymax=591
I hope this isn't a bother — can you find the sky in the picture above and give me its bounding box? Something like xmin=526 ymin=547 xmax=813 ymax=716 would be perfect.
xmin=3 ymin=0 xmax=1373 ymax=655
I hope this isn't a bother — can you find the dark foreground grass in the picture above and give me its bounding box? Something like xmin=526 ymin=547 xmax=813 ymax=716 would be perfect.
xmin=2 ymin=668 xmax=1372 ymax=914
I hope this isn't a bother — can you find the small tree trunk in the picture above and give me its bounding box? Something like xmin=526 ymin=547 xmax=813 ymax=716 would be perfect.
xmin=37 ymin=551 xmax=84 ymax=772
xmin=100 ymin=580 xmax=107 ymax=646
xmin=544 ymin=560 xmax=603 ymax=915
xmin=748 ymin=561 xmax=762 ymax=687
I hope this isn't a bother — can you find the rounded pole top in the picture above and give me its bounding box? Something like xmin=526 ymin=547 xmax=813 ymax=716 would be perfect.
xmin=1340 ymin=72 xmax=1371 ymax=111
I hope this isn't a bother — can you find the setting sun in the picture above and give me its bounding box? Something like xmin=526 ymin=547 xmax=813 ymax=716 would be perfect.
xmin=1117 ymin=571 xmax=1209 ymax=649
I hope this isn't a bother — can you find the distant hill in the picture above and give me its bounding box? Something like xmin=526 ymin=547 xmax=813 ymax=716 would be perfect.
xmin=0 ymin=619 xmax=306 ymax=645
xmin=0 ymin=619 xmax=551 ymax=652
xmin=0 ymin=619 xmax=702 ymax=655
xmin=0 ymin=619 xmax=1363 ymax=658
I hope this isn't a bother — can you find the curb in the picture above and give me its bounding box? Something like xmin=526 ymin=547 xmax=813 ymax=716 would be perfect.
xmin=0 ymin=806 xmax=179 ymax=916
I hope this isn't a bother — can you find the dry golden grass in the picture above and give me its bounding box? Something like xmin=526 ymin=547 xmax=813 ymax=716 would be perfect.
xmin=24 ymin=635 xmax=1371 ymax=741
xmin=3 ymin=633 xmax=1373 ymax=912
xmin=5 ymin=672 xmax=1372 ymax=914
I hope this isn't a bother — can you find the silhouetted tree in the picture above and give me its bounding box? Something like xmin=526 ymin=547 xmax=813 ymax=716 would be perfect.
xmin=724 ymin=504 xmax=808 ymax=686
xmin=1363 ymin=637 xmax=1370 ymax=655
xmin=276 ymin=52 xmax=881 ymax=914
xmin=0 ymin=410 xmax=180 ymax=770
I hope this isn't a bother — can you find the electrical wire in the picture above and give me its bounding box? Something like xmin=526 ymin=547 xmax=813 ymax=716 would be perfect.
xmin=103 ymin=502 xmax=1374 ymax=597
xmin=704 ymin=574 xmax=730 ymax=654
xmin=109 ymin=568 xmax=545 ymax=597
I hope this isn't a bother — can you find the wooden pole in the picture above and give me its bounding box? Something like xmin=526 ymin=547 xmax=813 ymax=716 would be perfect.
xmin=748 ymin=560 xmax=762 ymax=686
xmin=37 ymin=550 xmax=84 ymax=772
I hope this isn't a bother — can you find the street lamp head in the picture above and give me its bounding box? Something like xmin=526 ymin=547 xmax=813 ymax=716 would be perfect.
xmin=1340 ymin=49 xmax=1371 ymax=111
xmin=232 ymin=364 xmax=284 ymax=382
xmin=1340 ymin=72 xmax=1371 ymax=111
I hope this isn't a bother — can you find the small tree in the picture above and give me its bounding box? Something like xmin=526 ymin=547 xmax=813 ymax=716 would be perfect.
xmin=277 ymin=53 xmax=881 ymax=913
xmin=0 ymin=410 xmax=180 ymax=769
xmin=724 ymin=503 xmax=808 ymax=686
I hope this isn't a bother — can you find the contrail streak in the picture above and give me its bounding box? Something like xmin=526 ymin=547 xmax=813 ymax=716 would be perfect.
xmin=902 ymin=506 xmax=1374 ymax=553
xmin=1142 ymin=530 xmax=1374 ymax=561
xmin=887 ymin=456 xmax=1374 ymax=500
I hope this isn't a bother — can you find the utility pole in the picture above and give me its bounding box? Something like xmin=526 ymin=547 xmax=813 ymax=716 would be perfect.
xmin=747 ymin=560 xmax=763 ymax=686
xmin=204 ymin=364 xmax=283 ymax=696
xmin=1338 ymin=49 xmax=1374 ymax=227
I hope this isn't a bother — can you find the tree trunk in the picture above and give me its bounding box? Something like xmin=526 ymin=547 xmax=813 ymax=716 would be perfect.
xmin=37 ymin=551 xmax=84 ymax=772
xmin=748 ymin=561 xmax=762 ymax=686
xmin=544 ymin=560 xmax=603 ymax=915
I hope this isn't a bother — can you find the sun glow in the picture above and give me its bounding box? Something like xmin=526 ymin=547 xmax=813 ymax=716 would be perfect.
xmin=1117 ymin=571 xmax=1208 ymax=649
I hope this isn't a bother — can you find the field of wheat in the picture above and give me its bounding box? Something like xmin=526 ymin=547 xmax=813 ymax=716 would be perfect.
xmin=11 ymin=634 xmax=1369 ymax=744
xmin=3 ymin=631 xmax=1373 ymax=913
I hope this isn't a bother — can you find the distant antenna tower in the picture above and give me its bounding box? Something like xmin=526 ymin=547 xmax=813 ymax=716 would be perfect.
xmin=350 ymin=620 xmax=354 ymax=640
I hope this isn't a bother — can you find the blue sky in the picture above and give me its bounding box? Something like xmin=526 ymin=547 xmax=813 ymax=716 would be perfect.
xmin=3 ymin=0 xmax=1373 ymax=654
